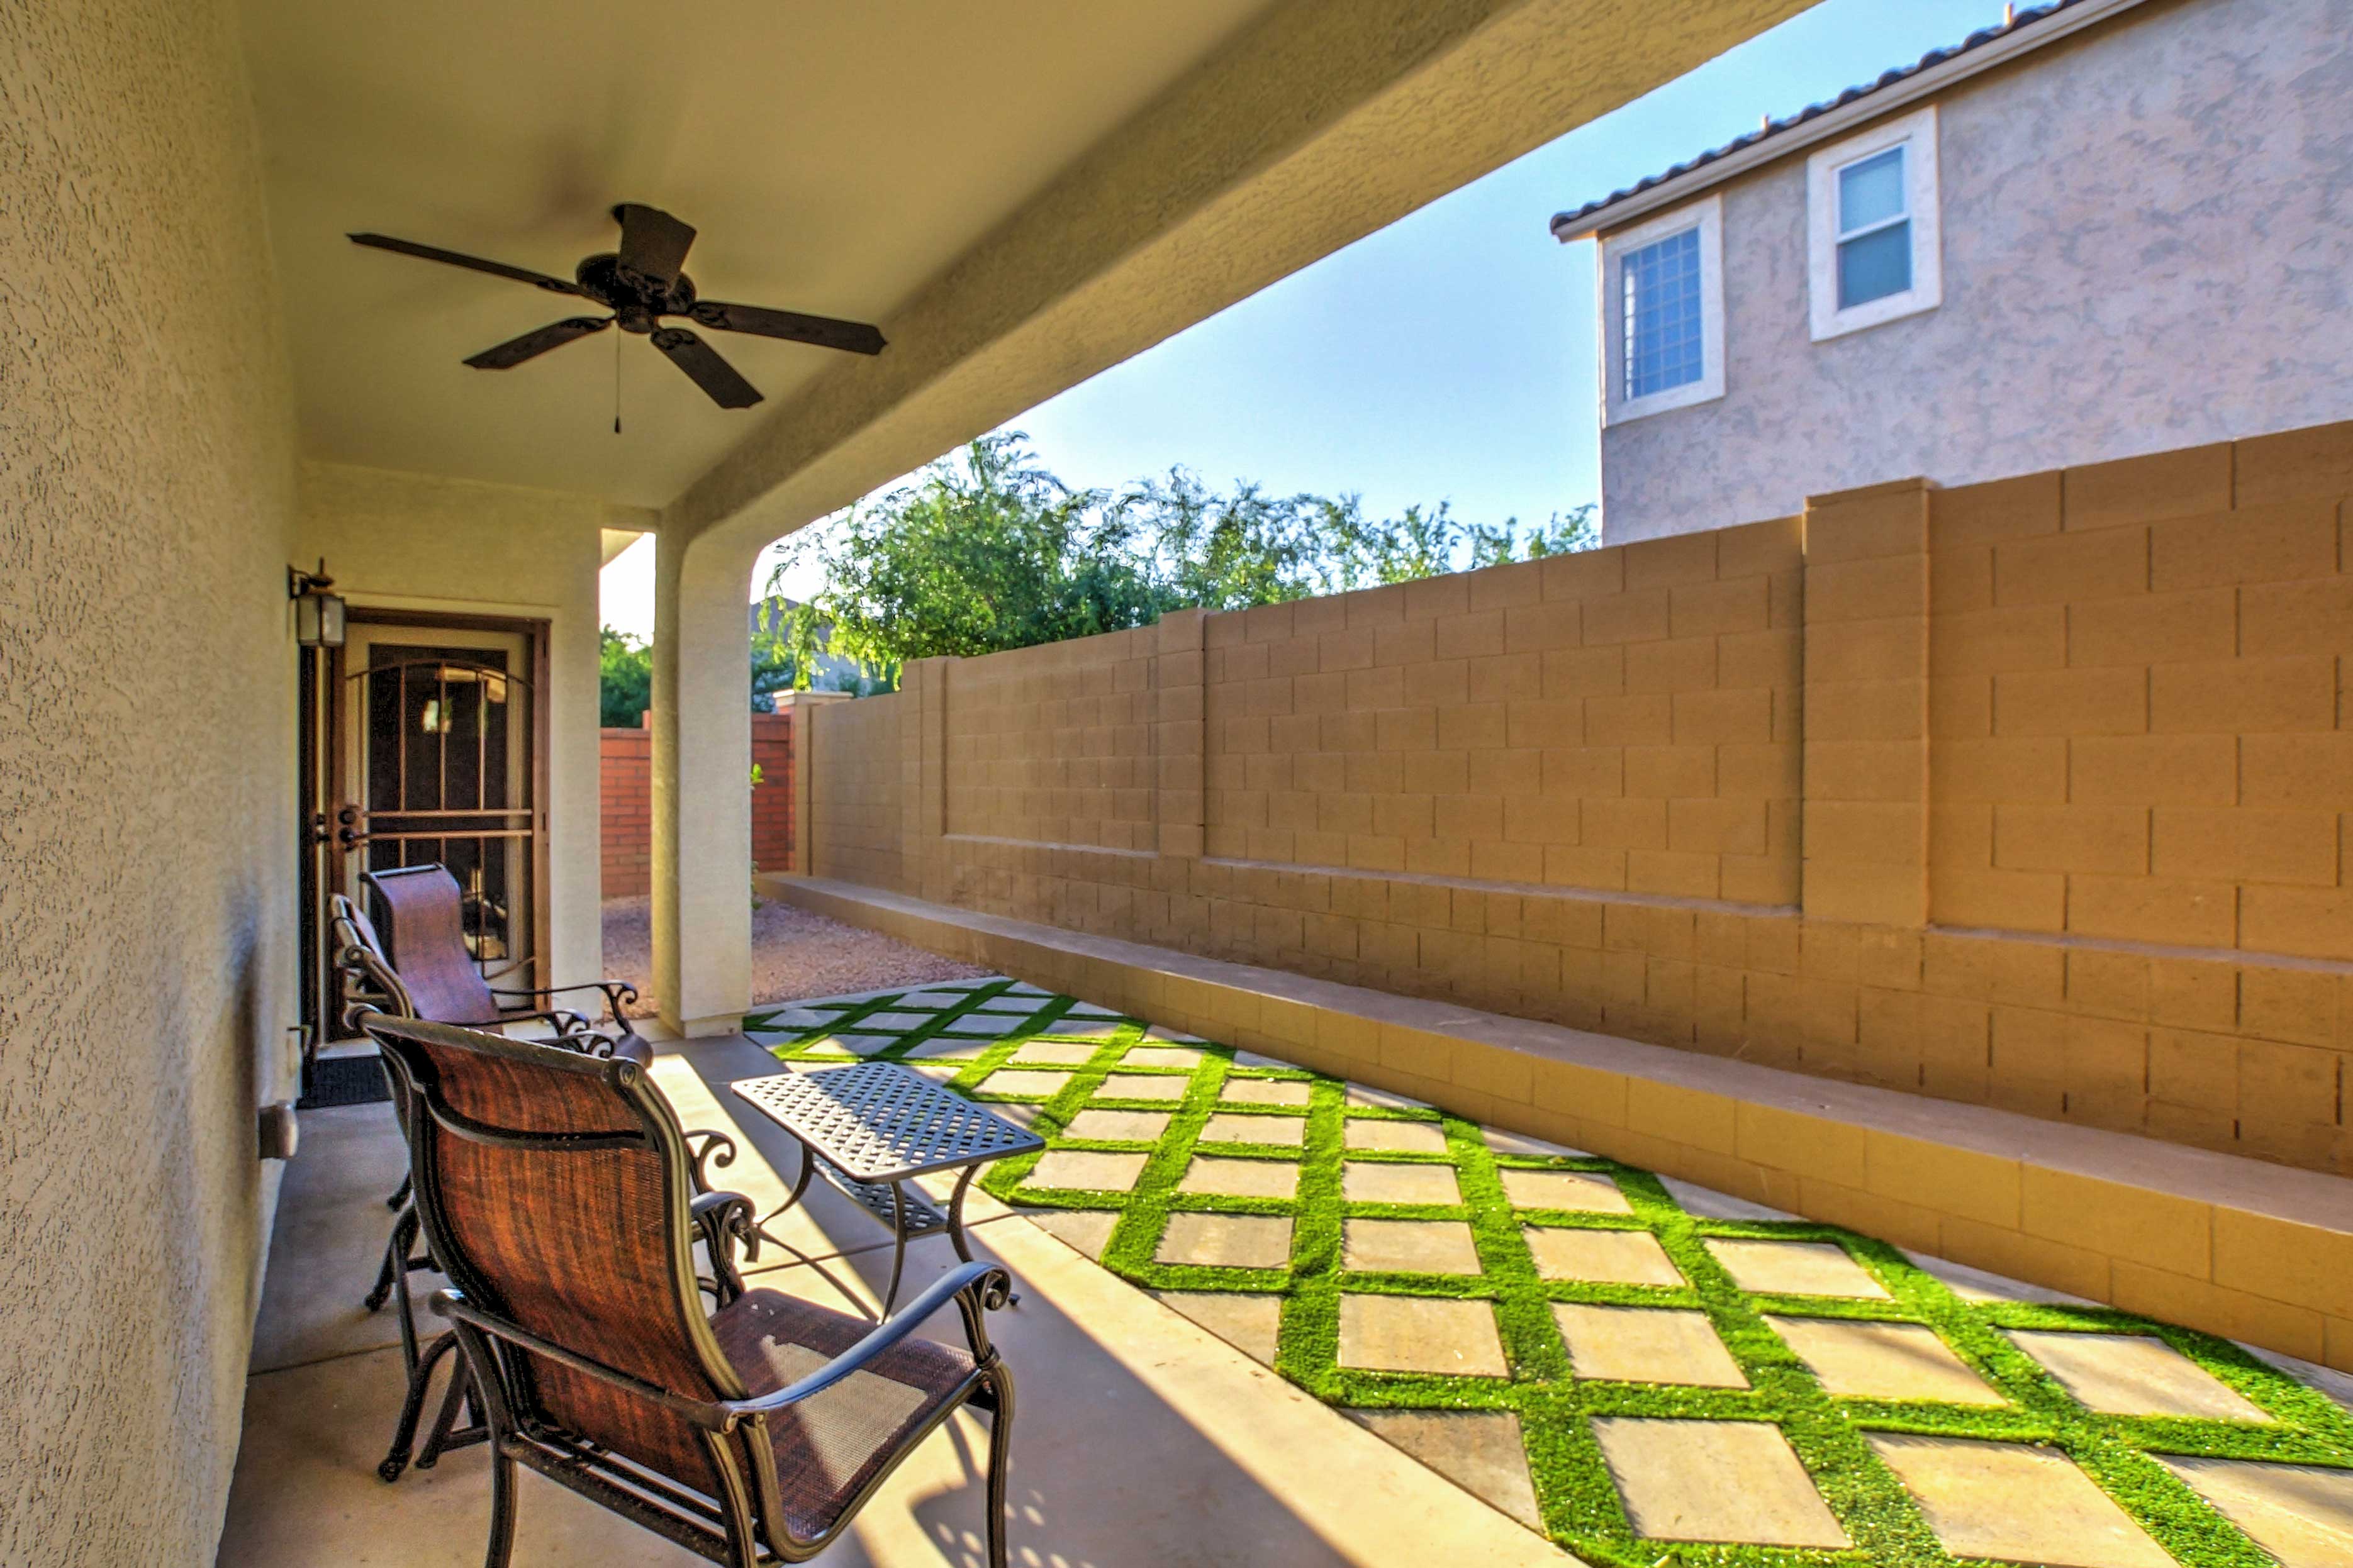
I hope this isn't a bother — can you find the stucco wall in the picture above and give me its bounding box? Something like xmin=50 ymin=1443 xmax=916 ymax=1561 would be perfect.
xmin=296 ymin=462 xmax=652 ymax=991
xmin=0 ymin=1 xmax=301 ymax=1563
xmin=1595 ymin=0 xmax=2353 ymax=542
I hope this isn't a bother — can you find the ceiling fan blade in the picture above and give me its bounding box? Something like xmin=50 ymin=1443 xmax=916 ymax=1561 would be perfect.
xmin=613 ymin=203 xmax=695 ymax=289
xmin=348 ymin=233 xmax=583 ymax=294
xmin=649 ymin=327 xmax=762 ymax=408
xmin=690 ymin=300 xmax=886 ymax=357
xmin=463 ymin=316 xmax=613 ymax=370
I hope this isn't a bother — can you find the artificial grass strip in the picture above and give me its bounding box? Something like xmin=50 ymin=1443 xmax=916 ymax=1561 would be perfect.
xmin=754 ymin=993 xmax=2353 ymax=1567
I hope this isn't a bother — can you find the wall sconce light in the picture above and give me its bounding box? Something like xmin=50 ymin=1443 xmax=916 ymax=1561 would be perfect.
xmin=288 ymin=558 xmax=346 ymax=648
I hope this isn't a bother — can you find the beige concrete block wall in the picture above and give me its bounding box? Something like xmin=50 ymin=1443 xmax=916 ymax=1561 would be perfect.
xmin=1 ymin=0 xmax=303 ymax=1562
xmin=800 ymin=418 xmax=2353 ymax=1180
xmin=809 ymin=689 xmax=910 ymax=891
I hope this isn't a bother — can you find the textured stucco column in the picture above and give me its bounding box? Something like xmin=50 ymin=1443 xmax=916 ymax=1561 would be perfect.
xmin=652 ymin=528 xmax=761 ymax=1035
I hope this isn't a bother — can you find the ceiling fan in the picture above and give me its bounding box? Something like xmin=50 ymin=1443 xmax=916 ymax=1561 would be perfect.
xmin=347 ymin=203 xmax=885 ymax=411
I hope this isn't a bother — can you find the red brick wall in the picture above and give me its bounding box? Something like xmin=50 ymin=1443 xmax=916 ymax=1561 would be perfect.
xmin=600 ymin=712 xmax=794 ymax=900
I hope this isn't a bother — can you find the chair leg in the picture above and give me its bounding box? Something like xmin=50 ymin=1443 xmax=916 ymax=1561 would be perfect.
xmin=414 ymin=1354 xmax=473 ymax=1469
xmin=483 ymin=1449 xmax=518 ymax=1568
xmin=366 ymin=1206 xmax=418 ymax=1315
xmin=385 ymin=1172 xmax=411 ymax=1211
xmin=983 ymin=1364 xmax=1015 ymax=1568
xmin=378 ymin=1332 xmax=459 ymax=1482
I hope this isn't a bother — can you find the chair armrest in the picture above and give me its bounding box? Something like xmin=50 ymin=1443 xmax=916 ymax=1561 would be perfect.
xmin=493 ymin=979 xmax=637 ymax=1022
xmin=713 ymin=1261 xmax=1014 ymax=1428
xmin=690 ymin=1190 xmax=756 ymax=1303
xmin=681 ymin=1128 xmax=739 ymax=1198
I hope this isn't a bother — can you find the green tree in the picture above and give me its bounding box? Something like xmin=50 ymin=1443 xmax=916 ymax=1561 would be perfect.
xmin=598 ymin=625 xmax=652 ymax=727
xmin=766 ymin=431 xmax=1597 ymax=683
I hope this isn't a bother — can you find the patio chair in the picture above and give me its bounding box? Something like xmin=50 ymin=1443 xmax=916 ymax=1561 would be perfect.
xmin=362 ymin=1012 xmax=1016 ymax=1568
xmin=360 ymin=862 xmax=642 ymax=1050
xmin=330 ymin=892 xmax=746 ymax=1481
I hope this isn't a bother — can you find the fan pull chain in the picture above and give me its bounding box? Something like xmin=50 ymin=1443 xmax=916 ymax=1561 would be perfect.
xmin=613 ymin=326 xmax=623 ymax=435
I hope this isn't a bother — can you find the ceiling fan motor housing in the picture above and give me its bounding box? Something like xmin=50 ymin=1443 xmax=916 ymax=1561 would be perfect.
xmin=576 ymin=252 xmax=693 ymax=332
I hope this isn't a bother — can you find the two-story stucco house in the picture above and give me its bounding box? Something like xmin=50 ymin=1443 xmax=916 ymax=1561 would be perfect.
xmin=1551 ymin=0 xmax=2353 ymax=543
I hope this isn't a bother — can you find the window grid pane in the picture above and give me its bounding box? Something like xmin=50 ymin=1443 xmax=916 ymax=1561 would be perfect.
xmin=1838 ymin=147 xmax=1907 ymax=235
xmin=1837 ymin=219 xmax=1912 ymax=309
xmin=1621 ymin=227 xmax=1702 ymax=401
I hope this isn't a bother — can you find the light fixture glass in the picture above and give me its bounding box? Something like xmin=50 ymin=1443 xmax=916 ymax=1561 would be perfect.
xmin=289 ymin=560 xmax=346 ymax=647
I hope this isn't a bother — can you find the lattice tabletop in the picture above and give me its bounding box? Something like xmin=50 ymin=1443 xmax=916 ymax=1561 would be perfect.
xmin=732 ymin=1064 xmax=1044 ymax=1184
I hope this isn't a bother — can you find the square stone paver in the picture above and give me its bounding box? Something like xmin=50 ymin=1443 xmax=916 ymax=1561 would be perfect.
xmin=1063 ymin=1003 xmax=1124 ymax=1018
xmin=907 ymin=1062 xmax=961 ymax=1083
xmin=1867 ymin=1434 xmax=2172 ymax=1568
xmin=1343 ymin=1218 xmax=1484 ymax=1274
xmin=1156 ymin=1212 xmax=1294 ymax=1269
xmin=978 ymin=1069 xmax=1073 ymax=1099
xmin=2155 ymin=1456 xmax=2353 ymax=1568
xmin=1765 ymin=1317 xmax=2004 ymax=1406
xmin=1485 ymin=1129 xmax=1589 ymax=1159
xmin=1197 ymin=1111 xmax=1306 ymax=1147
xmin=894 ymin=990 xmax=977 ymax=1009
xmin=990 ymin=1101 xmax=1044 ymax=1128
xmin=1344 ymin=1119 xmax=1450 ymax=1154
xmin=1095 ymin=1073 xmax=1188 ymax=1101
xmin=1343 ymin=1161 xmax=1463 ymax=1207
xmin=1346 ymin=1084 xmax=1431 ymax=1112
xmin=1336 ymin=1294 xmax=1508 ymax=1377
xmin=1525 ymin=1226 xmax=1684 ymax=1286
xmin=1345 ymin=1411 xmax=1542 ymax=1532
xmin=1042 ymin=1018 xmax=1121 ymax=1039
xmin=1704 ymin=1239 xmax=1889 ymax=1299
xmin=1592 ymin=1418 xmax=1848 ymax=1547
xmin=854 ymin=1011 xmax=933 ymax=1031
xmin=1012 ymin=1040 xmax=1104 ymax=1066
xmin=1553 ymin=1304 xmax=1748 ymax=1388
xmin=1061 ymin=1108 xmax=1173 ymax=1143
xmin=1024 ymin=1208 xmax=1119 ymax=1260
xmin=898 ymin=1035 xmax=987 ymax=1060
xmin=1176 ymin=1156 xmax=1299 ymax=1199
xmin=1500 ymin=1169 xmax=1631 ymax=1214
xmin=1153 ymin=1291 xmax=1282 ymax=1364
xmin=2009 ymin=1330 xmax=2272 ymax=1422
xmin=970 ymin=998 xmax=1044 ymax=1015
xmin=1222 ymin=1077 xmax=1312 ymax=1107
xmin=1145 ymin=1026 xmax=1209 ymax=1044
xmin=1124 ymin=1045 xmax=1206 ymax=1070
xmin=1024 ymin=1150 xmax=1148 ymax=1192
xmin=1658 ymin=1177 xmax=1796 ymax=1221
xmin=751 ymin=1006 xmax=832 ymax=1030
xmin=802 ymin=1032 xmax=895 ymax=1057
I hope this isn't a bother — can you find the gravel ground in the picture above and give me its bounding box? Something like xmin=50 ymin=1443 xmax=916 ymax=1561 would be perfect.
xmin=600 ymin=895 xmax=990 ymax=1018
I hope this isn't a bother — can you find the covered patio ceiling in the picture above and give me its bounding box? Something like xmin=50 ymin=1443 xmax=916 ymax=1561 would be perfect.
xmin=245 ymin=0 xmax=1818 ymax=540
xmin=244 ymin=0 xmax=1285 ymax=508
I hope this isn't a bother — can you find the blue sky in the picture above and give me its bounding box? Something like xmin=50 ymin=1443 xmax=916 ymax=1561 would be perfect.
xmin=606 ymin=0 xmax=2004 ymax=636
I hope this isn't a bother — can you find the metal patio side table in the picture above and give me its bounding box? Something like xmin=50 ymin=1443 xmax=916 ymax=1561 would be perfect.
xmin=732 ymin=1062 xmax=1045 ymax=1312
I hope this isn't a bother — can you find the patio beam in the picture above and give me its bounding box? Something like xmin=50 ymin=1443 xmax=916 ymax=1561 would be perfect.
xmin=659 ymin=0 xmax=1811 ymax=557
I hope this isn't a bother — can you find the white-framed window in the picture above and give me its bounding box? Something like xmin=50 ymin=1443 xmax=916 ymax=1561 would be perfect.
xmin=1808 ymin=105 xmax=1941 ymax=340
xmin=1600 ymin=194 xmax=1724 ymax=426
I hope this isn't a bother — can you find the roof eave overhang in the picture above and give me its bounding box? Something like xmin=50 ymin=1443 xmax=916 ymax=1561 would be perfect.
xmin=1548 ymin=0 xmax=2149 ymax=243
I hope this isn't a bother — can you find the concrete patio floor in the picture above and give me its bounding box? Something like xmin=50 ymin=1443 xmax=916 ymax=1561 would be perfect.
xmin=218 ymin=1015 xmax=1568 ymax=1567
xmin=218 ymin=977 xmax=2353 ymax=1567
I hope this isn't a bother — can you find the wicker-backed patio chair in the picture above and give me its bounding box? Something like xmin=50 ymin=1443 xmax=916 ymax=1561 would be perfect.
xmin=360 ymin=862 xmax=642 ymax=1049
xmin=362 ymin=1013 xmax=1016 ymax=1568
xmin=330 ymin=889 xmax=744 ymax=1481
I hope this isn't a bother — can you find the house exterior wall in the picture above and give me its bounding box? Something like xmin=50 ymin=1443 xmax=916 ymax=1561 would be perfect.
xmin=0 ymin=1 xmax=302 ymax=1563
xmin=1594 ymin=0 xmax=2353 ymax=543
xmin=803 ymin=418 xmax=2353 ymax=1180
xmin=295 ymin=462 xmax=654 ymax=991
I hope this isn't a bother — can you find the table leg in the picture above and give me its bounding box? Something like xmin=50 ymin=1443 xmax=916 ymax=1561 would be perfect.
xmin=751 ymin=1140 xmax=815 ymax=1257
xmin=883 ymin=1182 xmax=910 ymax=1317
xmin=947 ymin=1165 xmax=1019 ymax=1307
